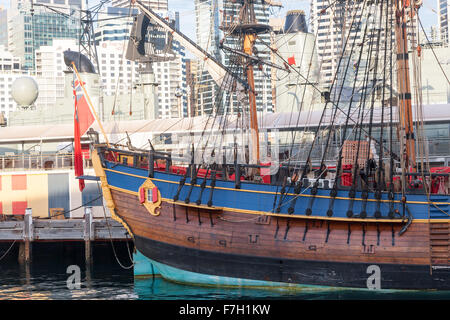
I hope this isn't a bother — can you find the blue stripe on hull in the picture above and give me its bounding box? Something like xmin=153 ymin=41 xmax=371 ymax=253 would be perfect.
xmin=105 ymin=162 xmax=450 ymax=220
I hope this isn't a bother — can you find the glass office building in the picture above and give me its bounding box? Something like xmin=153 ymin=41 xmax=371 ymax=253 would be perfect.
xmin=438 ymin=0 xmax=449 ymax=44
xmin=94 ymin=6 xmax=139 ymax=44
xmin=194 ymin=0 xmax=273 ymax=116
xmin=8 ymin=1 xmax=82 ymax=70
xmin=0 ymin=7 xmax=7 ymax=48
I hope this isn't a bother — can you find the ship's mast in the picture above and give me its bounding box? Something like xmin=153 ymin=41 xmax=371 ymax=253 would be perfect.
xmin=229 ymin=0 xmax=272 ymax=164
xmin=242 ymin=1 xmax=259 ymax=164
xmin=394 ymin=0 xmax=419 ymax=172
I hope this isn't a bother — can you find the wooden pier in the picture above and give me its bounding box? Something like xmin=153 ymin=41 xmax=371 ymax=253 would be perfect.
xmin=0 ymin=207 xmax=130 ymax=265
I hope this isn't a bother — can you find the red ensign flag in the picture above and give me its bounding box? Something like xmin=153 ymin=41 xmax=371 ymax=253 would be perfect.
xmin=73 ymin=80 xmax=95 ymax=191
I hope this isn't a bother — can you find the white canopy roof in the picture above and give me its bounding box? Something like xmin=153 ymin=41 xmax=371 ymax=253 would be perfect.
xmin=1 ymin=104 xmax=449 ymax=144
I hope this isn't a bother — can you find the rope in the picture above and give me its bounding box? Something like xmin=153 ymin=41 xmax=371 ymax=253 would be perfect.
xmin=43 ymin=194 xmax=104 ymax=219
xmin=24 ymin=178 xmax=136 ymax=269
xmin=417 ymin=16 xmax=450 ymax=86
xmin=429 ymin=200 xmax=450 ymax=217
xmin=0 ymin=240 xmax=17 ymax=263
xmin=96 ymin=181 xmax=135 ymax=270
xmin=111 ymin=1 xmax=136 ymax=117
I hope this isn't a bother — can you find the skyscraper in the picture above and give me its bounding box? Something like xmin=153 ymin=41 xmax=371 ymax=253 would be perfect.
xmin=221 ymin=1 xmax=273 ymax=114
xmin=437 ymin=0 xmax=450 ymax=44
xmin=310 ymin=0 xmax=352 ymax=87
xmin=194 ymin=0 xmax=273 ymax=115
xmin=8 ymin=0 xmax=82 ymax=70
xmin=0 ymin=45 xmax=25 ymax=120
xmin=310 ymin=0 xmax=408 ymax=92
xmin=0 ymin=6 xmax=7 ymax=48
xmin=34 ymin=39 xmax=76 ymax=109
xmin=194 ymin=0 xmax=222 ymax=115
xmin=95 ymin=6 xmax=139 ymax=43
xmin=112 ymin=0 xmax=167 ymax=10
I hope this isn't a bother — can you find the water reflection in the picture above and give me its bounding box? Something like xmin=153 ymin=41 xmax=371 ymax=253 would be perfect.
xmin=0 ymin=258 xmax=450 ymax=299
xmin=0 ymin=264 xmax=136 ymax=300
xmin=133 ymin=276 xmax=450 ymax=300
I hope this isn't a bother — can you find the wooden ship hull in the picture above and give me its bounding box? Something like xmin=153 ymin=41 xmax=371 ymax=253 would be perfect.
xmin=92 ymin=148 xmax=450 ymax=290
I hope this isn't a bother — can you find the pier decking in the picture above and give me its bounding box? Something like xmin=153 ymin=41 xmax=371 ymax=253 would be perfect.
xmin=0 ymin=208 xmax=130 ymax=264
xmin=0 ymin=211 xmax=128 ymax=241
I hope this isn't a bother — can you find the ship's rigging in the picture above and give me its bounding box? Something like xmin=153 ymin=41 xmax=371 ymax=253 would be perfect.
xmin=33 ymin=0 xmax=450 ymax=202
xmin=66 ymin=0 xmax=450 ymax=292
xmin=125 ymin=0 xmax=431 ymax=195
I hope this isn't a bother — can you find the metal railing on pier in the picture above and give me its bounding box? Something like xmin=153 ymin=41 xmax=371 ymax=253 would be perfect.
xmin=0 ymin=153 xmax=92 ymax=171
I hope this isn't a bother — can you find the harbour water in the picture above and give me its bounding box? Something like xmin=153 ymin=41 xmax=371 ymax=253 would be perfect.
xmin=2 ymin=267 xmax=450 ymax=300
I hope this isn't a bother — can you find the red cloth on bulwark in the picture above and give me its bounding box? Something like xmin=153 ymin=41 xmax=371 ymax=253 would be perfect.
xmin=430 ymin=167 xmax=450 ymax=174
xmin=260 ymin=162 xmax=271 ymax=184
xmin=229 ymin=173 xmax=245 ymax=181
xmin=431 ymin=178 xmax=440 ymax=194
xmin=430 ymin=167 xmax=450 ymax=194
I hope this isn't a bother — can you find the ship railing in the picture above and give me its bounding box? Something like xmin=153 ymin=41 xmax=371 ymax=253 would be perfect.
xmin=152 ymin=136 xmax=450 ymax=163
xmin=100 ymin=138 xmax=450 ymax=168
xmin=97 ymin=145 xmax=450 ymax=194
xmin=0 ymin=153 xmax=92 ymax=171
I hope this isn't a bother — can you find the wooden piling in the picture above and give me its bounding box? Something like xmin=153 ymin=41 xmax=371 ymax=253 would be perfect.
xmin=20 ymin=208 xmax=33 ymax=265
xmin=84 ymin=207 xmax=93 ymax=266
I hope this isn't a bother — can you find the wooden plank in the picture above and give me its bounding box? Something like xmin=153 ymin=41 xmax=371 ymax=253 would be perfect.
xmin=430 ymin=224 xmax=449 ymax=229
xmin=32 ymin=219 xmax=122 ymax=229
xmin=94 ymin=225 xmax=127 ymax=232
xmin=0 ymin=230 xmax=24 ymax=240
xmin=34 ymin=220 xmax=84 ymax=229
xmin=94 ymin=229 xmax=129 ymax=239
xmin=0 ymin=221 xmax=23 ymax=229
xmin=431 ymin=246 xmax=449 ymax=252
xmin=431 ymin=240 xmax=449 ymax=246
xmin=430 ymin=234 xmax=449 ymax=240
xmin=93 ymin=220 xmax=124 ymax=228
xmin=430 ymin=229 xmax=449 ymax=235
xmin=0 ymin=219 xmax=128 ymax=241
xmin=431 ymin=253 xmax=449 ymax=259
xmin=33 ymin=228 xmax=84 ymax=240
xmin=432 ymin=259 xmax=449 ymax=265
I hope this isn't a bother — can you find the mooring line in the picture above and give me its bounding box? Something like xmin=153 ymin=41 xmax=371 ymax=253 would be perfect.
xmin=96 ymin=181 xmax=135 ymax=270
xmin=0 ymin=240 xmax=17 ymax=262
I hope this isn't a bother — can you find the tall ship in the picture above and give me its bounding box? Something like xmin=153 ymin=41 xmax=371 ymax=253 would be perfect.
xmin=83 ymin=0 xmax=450 ymax=290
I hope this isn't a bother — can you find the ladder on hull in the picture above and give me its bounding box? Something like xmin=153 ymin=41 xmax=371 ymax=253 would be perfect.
xmin=429 ymin=222 xmax=450 ymax=266
xmin=428 ymin=196 xmax=450 ymax=271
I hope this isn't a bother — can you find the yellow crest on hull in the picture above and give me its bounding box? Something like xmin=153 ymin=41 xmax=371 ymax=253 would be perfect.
xmin=139 ymin=179 xmax=162 ymax=216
